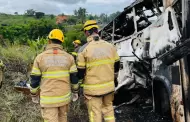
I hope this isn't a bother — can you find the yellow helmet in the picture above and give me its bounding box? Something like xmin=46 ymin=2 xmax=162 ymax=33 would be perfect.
xmin=83 ymin=20 xmax=99 ymax=31
xmin=48 ymin=29 xmax=64 ymax=42
xmin=73 ymin=40 xmax=81 ymax=45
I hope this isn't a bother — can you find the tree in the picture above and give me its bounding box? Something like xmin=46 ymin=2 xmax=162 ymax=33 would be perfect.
xmin=74 ymin=10 xmax=78 ymax=16
xmin=50 ymin=14 xmax=55 ymax=19
xmin=74 ymin=7 xmax=87 ymax=23
xmin=78 ymin=7 xmax=87 ymax=23
xmin=35 ymin=12 xmax=45 ymax=19
xmin=67 ymin=16 xmax=77 ymax=25
xmin=25 ymin=9 xmax=35 ymax=16
xmin=88 ymin=15 xmax=95 ymax=20
xmin=108 ymin=11 xmax=121 ymax=21
xmin=27 ymin=19 xmax=59 ymax=40
xmin=14 ymin=12 xmax=18 ymax=15
xmin=100 ymin=13 xmax=108 ymax=23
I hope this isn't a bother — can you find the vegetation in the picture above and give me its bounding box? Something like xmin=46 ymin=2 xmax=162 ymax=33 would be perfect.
xmin=0 ymin=7 xmax=121 ymax=122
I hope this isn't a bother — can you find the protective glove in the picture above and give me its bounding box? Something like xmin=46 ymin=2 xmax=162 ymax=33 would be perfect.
xmin=29 ymin=85 xmax=40 ymax=104
xmin=72 ymin=93 xmax=79 ymax=102
xmin=31 ymin=93 xmax=40 ymax=104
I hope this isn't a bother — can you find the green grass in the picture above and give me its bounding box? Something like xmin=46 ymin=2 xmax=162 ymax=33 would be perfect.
xmin=0 ymin=14 xmax=56 ymax=25
xmin=0 ymin=71 xmax=42 ymax=122
xmin=0 ymin=44 xmax=36 ymax=74
xmin=0 ymin=44 xmax=41 ymax=122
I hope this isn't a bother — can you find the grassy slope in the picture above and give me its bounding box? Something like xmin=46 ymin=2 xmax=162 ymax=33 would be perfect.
xmin=0 ymin=14 xmax=56 ymax=25
xmin=0 ymin=45 xmax=42 ymax=122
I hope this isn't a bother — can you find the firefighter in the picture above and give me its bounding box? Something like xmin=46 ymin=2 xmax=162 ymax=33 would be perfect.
xmin=73 ymin=40 xmax=81 ymax=53
xmin=29 ymin=29 xmax=79 ymax=122
xmin=77 ymin=20 xmax=120 ymax=122
xmin=71 ymin=40 xmax=82 ymax=61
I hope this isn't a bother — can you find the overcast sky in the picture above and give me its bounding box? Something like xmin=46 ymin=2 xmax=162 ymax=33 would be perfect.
xmin=0 ymin=0 xmax=134 ymax=15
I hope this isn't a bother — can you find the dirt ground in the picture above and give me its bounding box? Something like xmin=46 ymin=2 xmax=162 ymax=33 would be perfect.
xmin=115 ymin=104 xmax=172 ymax=122
xmin=68 ymin=97 xmax=173 ymax=122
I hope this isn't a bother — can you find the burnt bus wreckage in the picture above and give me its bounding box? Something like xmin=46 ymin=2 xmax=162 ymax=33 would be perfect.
xmin=100 ymin=0 xmax=190 ymax=122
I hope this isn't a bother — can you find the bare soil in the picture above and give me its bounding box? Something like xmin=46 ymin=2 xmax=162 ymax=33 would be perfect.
xmin=115 ymin=104 xmax=172 ymax=122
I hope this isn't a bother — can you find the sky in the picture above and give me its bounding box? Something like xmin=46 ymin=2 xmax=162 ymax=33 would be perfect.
xmin=0 ymin=0 xmax=134 ymax=15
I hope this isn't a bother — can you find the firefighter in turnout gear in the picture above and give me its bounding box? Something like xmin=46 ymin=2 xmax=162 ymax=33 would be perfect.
xmin=73 ymin=40 xmax=81 ymax=52
xmin=29 ymin=29 xmax=79 ymax=122
xmin=77 ymin=20 xmax=120 ymax=122
xmin=71 ymin=40 xmax=82 ymax=61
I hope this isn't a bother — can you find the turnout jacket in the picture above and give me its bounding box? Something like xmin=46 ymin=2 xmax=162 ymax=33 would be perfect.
xmin=30 ymin=44 xmax=78 ymax=107
xmin=77 ymin=34 xmax=120 ymax=96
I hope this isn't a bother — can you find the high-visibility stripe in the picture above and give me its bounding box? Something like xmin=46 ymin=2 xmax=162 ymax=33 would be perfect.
xmin=30 ymin=86 xmax=40 ymax=94
xmin=115 ymin=58 xmax=120 ymax=62
xmin=77 ymin=62 xmax=86 ymax=67
xmin=90 ymin=111 xmax=94 ymax=122
xmin=79 ymin=80 xmax=84 ymax=87
xmin=70 ymin=65 xmax=77 ymax=73
xmin=31 ymin=67 xmax=41 ymax=75
xmin=115 ymin=56 xmax=120 ymax=62
xmin=83 ymin=81 xmax=114 ymax=89
xmin=40 ymin=92 xmax=71 ymax=104
xmin=71 ymin=52 xmax=78 ymax=56
xmin=44 ymin=120 xmax=48 ymax=122
xmin=104 ymin=116 xmax=115 ymax=121
xmin=86 ymin=59 xmax=115 ymax=68
xmin=80 ymin=84 xmax=84 ymax=87
xmin=79 ymin=79 xmax=83 ymax=83
xmin=42 ymin=70 xmax=69 ymax=78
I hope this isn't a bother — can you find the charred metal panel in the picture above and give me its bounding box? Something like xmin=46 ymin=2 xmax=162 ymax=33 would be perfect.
xmin=171 ymin=66 xmax=180 ymax=85
xmin=158 ymin=38 xmax=190 ymax=65
xmin=99 ymin=0 xmax=163 ymax=41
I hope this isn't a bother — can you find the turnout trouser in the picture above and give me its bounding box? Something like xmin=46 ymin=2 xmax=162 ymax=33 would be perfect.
xmin=41 ymin=105 xmax=69 ymax=122
xmin=85 ymin=93 xmax=115 ymax=122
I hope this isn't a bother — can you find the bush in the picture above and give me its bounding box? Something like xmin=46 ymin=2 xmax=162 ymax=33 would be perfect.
xmin=35 ymin=12 xmax=45 ymax=19
xmin=0 ymin=44 xmax=36 ymax=73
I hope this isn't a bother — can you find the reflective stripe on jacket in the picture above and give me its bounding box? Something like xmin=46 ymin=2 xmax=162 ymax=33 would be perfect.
xmin=77 ymin=35 xmax=119 ymax=96
xmin=31 ymin=44 xmax=77 ymax=107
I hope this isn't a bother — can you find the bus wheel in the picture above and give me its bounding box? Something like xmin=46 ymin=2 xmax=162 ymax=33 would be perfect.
xmin=153 ymin=81 xmax=172 ymax=117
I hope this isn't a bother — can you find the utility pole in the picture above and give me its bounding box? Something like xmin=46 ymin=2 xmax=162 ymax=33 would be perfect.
xmin=181 ymin=0 xmax=190 ymax=121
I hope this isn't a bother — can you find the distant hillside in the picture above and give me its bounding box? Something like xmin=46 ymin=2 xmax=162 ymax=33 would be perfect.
xmin=0 ymin=14 xmax=56 ymax=25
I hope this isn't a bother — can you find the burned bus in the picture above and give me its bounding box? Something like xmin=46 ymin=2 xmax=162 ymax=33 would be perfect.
xmin=99 ymin=0 xmax=190 ymax=122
